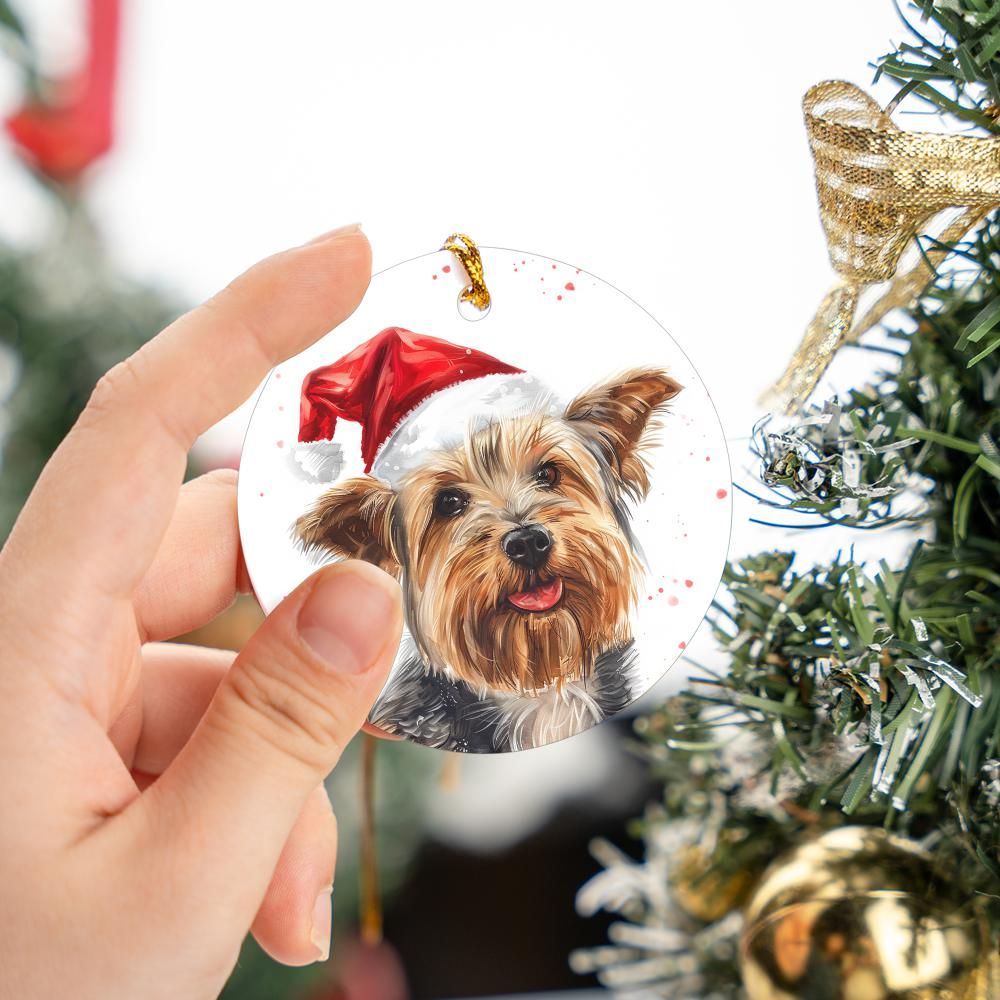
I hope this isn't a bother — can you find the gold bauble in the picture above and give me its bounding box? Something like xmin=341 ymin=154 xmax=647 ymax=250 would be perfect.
xmin=740 ymin=827 xmax=995 ymax=1000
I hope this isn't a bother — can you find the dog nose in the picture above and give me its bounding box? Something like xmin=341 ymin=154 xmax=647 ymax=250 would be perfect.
xmin=501 ymin=524 xmax=552 ymax=569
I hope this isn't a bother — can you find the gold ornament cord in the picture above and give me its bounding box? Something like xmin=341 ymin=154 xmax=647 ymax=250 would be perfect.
xmin=359 ymin=733 xmax=382 ymax=946
xmin=766 ymin=80 xmax=1000 ymax=412
xmin=443 ymin=232 xmax=492 ymax=311
xmin=358 ymin=734 xmax=461 ymax=948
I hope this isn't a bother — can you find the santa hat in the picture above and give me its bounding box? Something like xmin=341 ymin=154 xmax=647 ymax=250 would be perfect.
xmin=295 ymin=326 xmax=557 ymax=484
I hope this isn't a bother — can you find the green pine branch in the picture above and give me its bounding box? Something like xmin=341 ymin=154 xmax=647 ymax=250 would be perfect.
xmin=876 ymin=0 xmax=1000 ymax=131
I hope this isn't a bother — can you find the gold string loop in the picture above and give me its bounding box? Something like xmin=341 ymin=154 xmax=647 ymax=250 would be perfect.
xmin=443 ymin=232 xmax=491 ymax=312
xmin=766 ymin=80 xmax=1000 ymax=412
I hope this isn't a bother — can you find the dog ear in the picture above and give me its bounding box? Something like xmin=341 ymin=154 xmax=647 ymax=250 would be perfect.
xmin=565 ymin=368 xmax=682 ymax=499
xmin=293 ymin=477 xmax=400 ymax=576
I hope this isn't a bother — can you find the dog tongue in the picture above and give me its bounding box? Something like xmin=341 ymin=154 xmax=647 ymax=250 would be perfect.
xmin=508 ymin=577 xmax=563 ymax=612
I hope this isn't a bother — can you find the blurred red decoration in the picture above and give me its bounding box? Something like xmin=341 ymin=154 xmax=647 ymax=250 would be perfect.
xmin=5 ymin=0 xmax=119 ymax=181
xmin=312 ymin=939 xmax=410 ymax=1000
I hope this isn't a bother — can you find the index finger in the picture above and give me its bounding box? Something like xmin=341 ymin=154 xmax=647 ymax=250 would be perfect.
xmin=2 ymin=226 xmax=370 ymax=605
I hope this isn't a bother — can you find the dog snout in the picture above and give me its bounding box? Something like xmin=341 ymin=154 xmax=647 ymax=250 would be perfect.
xmin=501 ymin=524 xmax=553 ymax=569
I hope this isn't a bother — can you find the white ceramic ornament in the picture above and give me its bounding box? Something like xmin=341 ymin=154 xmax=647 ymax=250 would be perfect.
xmin=238 ymin=241 xmax=731 ymax=752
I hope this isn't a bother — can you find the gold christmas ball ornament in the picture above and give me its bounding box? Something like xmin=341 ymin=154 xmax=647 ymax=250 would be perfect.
xmin=740 ymin=827 xmax=994 ymax=1000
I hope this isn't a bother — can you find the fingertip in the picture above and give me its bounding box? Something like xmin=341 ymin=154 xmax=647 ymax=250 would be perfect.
xmin=293 ymin=225 xmax=372 ymax=298
xmin=251 ymin=786 xmax=339 ymax=967
xmin=309 ymin=885 xmax=333 ymax=963
xmin=221 ymin=226 xmax=373 ymax=366
xmin=304 ymin=222 xmax=364 ymax=246
xmin=293 ymin=224 xmax=372 ymax=330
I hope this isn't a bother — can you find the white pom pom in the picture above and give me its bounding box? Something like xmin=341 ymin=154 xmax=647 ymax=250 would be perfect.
xmin=292 ymin=440 xmax=344 ymax=482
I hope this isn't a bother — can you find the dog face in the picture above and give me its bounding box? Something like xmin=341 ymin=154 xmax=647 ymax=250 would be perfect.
xmin=294 ymin=368 xmax=681 ymax=693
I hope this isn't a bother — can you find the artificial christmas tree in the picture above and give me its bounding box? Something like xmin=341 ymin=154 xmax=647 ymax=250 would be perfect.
xmin=575 ymin=3 xmax=1000 ymax=997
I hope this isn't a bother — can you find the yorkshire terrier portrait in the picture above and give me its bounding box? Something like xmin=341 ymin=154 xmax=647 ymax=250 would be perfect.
xmin=291 ymin=327 xmax=682 ymax=752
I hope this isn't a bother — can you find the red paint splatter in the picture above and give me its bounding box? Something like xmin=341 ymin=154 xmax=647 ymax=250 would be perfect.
xmin=442 ymin=264 xmax=451 ymax=273
xmin=551 ymin=263 xmax=557 ymax=269
xmin=513 ymin=267 xmax=518 ymax=272
xmin=276 ymin=440 xmax=284 ymax=449
xmin=716 ymin=488 xmax=728 ymax=499
xmin=564 ymin=281 xmax=575 ymax=291
xmin=540 ymin=276 xmax=544 ymax=281
xmin=705 ymin=455 xmax=711 ymax=461
xmin=658 ymin=587 xmax=664 ymax=593
xmin=668 ymin=595 xmax=679 ymax=606
xmin=259 ymin=491 xmax=264 ymax=497
xmin=576 ymin=268 xmax=581 ymax=273
xmin=274 ymin=372 xmax=282 ymax=379
xmin=678 ymin=641 xmax=686 ymax=650
xmin=432 ymin=274 xmax=438 ymax=280
xmin=647 ymin=595 xmax=653 ymax=601
xmin=521 ymin=259 xmax=526 ymax=264
xmin=557 ymin=294 xmax=562 ymax=301
xmin=684 ymin=579 xmax=693 ymax=588
xmin=278 ymin=405 xmax=284 ymax=412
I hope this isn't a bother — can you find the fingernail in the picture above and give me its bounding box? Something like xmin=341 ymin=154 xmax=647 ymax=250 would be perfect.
xmin=305 ymin=223 xmax=363 ymax=246
xmin=310 ymin=885 xmax=333 ymax=962
xmin=299 ymin=563 xmax=400 ymax=673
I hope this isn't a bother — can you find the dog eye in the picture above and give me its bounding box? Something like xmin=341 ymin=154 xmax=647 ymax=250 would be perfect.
xmin=434 ymin=488 xmax=469 ymax=518
xmin=534 ymin=462 xmax=560 ymax=488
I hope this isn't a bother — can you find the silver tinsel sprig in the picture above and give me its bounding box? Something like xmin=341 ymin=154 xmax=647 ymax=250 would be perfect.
xmin=981 ymin=760 xmax=1000 ymax=811
xmin=750 ymin=400 xmax=922 ymax=525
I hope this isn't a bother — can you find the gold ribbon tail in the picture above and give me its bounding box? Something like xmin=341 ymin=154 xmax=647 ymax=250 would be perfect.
xmin=764 ymin=281 xmax=859 ymax=411
xmin=849 ymin=207 xmax=990 ymax=338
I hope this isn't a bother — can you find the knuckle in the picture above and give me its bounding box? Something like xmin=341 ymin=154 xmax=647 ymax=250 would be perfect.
xmin=223 ymin=655 xmax=350 ymax=772
xmin=199 ymin=467 xmax=239 ymax=491
xmin=85 ymin=356 xmax=144 ymax=421
xmin=202 ymin=287 xmax=277 ymax=370
xmin=84 ymin=353 xmax=191 ymax=451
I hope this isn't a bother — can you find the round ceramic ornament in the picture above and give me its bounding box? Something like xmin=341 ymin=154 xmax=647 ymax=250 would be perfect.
xmin=238 ymin=237 xmax=732 ymax=753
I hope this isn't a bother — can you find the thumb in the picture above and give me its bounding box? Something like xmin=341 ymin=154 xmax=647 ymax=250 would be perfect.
xmin=141 ymin=560 xmax=402 ymax=918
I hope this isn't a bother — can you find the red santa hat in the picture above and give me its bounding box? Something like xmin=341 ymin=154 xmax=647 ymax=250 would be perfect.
xmin=295 ymin=326 xmax=558 ymax=484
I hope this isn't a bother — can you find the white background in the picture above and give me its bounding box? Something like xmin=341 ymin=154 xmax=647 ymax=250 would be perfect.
xmin=0 ymin=1 xmax=922 ymax=845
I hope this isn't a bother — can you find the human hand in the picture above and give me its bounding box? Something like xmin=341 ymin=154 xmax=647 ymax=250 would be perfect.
xmin=0 ymin=225 xmax=404 ymax=999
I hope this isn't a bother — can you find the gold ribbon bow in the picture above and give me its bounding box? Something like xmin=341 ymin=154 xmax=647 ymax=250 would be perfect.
xmin=767 ymin=80 xmax=1000 ymax=412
